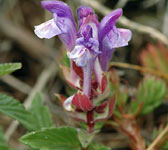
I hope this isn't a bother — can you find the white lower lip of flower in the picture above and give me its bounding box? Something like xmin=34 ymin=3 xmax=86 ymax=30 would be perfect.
xmin=63 ymin=95 xmax=75 ymax=111
xmin=34 ymin=19 xmax=62 ymax=39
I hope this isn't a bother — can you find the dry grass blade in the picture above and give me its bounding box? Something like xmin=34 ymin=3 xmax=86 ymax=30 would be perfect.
xmin=147 ymin=125 xmax=168 ymax=150
xmin=110 ymin=62 xmax=168 ymax=80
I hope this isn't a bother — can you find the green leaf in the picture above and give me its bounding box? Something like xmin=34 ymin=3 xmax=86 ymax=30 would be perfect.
xmin=162 ymin=142 xmax=168 ymax=150
xmin=0 ymin=127 xmax=9 ymax=150
xmin=0 ymin=93 xmax=35 ymax=130
xmin=88 ymin=143 xmax=110 ymax=150
xmin=60 ymin=52 xmax=70 ymax=67
xmin=0 ymin=63 xmax=21 ymax=77
xmin=78 ymin=129 xmax=95 ymax=148
xmin=130 ymin=76 xmax=166 ymax=115
xmin=20 ymin=127 xmax=81 ymax=150
xmin=29 ymin=93 xmax=54 ymax=129
xmin=0 ymin=145 xmax=8 ymax=150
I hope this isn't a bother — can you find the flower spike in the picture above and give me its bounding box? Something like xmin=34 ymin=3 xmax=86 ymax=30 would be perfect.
xmin=35 ymin=1 xmax=132 ymax=134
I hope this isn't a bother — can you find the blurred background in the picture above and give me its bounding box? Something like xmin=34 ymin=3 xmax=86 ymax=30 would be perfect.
xmin=0 ymin=0 xmax=168 ymax=149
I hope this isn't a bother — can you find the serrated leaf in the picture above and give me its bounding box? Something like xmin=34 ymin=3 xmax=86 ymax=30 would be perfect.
xmin=78 ymin=129 xmax=95 ymax=148
xmin=20 ymin=127 xmax=81 ymax=150
xmin=0 ymin=93 xmax=35 ymax=130
xmin=88 ymin=143 xmax=111 ymax=150
xmin=0 ymin=63 xmax=21 ymax=77
xmin=29 ymin=93 xmax=54 ymax=129
xmin=130 ymin=77 xmax=166 ymax=115
xmin=0 ymin=127 xmax=9 ymax=150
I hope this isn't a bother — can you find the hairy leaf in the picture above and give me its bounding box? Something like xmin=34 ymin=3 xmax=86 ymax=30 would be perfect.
xmin=140 ymin=43 xmax=168 ymax=74
xmin=20 ymin=127 xmax=81 ymax=150
xmin=0 ymin=63 xmax=21 ymax=77
xmin=78 ymin=129 xmax=95 ymax=148
xmin=0 ymin=127 xmax=9 ymax=150
xmin=0 ymin=93 xmax=35 ymax=130
xmin=29 ymin=93 xmax=54 ymax=129
xmin=130 ymin=76 xmax=166 ymax=115
xmin=88 ymin=143 xmax=110 ymax=150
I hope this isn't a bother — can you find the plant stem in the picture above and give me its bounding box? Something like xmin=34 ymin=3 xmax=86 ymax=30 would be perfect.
xmin=114 ymin=115 xmax=146 ymax=150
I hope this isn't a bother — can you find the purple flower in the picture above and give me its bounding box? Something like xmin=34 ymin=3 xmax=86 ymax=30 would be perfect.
xmin=35 ymin=0 xmax=131 ymax=132
xmin=98 ymin=9 xmax=132 ymax=71
xmin=35 ymin=0 xmax=131 ymax=93
xmin=34 ymin=0 xmax=77 ymax=51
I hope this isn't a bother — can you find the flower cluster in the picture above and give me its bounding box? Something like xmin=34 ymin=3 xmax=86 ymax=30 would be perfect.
xmin=35 ymin=0 xmax=131 ymax=133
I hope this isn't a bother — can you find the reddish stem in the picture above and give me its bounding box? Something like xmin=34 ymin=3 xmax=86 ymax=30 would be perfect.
xmin=114 ymin=115 xmax=146 ymax=150
xmin=87 ymin=110 xmax=94 ymax=133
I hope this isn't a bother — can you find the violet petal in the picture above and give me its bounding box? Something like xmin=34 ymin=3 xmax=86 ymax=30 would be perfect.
xmin=81 ymin=25 xmax=93 ymax=41
xmin=77 ymin=6 xmax=99 ymax=39
xmin=41 ymin=0 xmax=77 ymax=51
xmin=104 ymin=27 xmax=132 ymax=49
xmin=98 ymin=28 xmax=132 ymax=71
xmin=98 ymin=47 xmax=114 ymax=71
xmin=77 ymin=6 xmax=95 ymax=27
xmin=94 ymin=58 xmax=103 ymax=88
xmin=41 ymin=0 xmax=75 ymax=23
xmin=99 ymin=8 xmax=122 ymax=41
xmin=82 ymin=60 xmax=94 ymax=97
xmin=117 ymin=28 xmax=132 ymax=47
xmin=98 ymin=8 xmax=132 ymax=71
